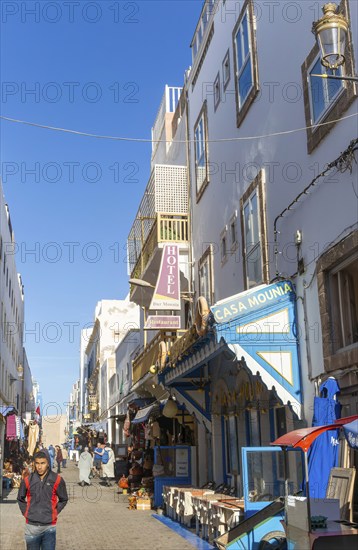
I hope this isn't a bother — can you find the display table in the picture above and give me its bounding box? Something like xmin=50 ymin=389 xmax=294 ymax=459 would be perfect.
xmin=162 ymin=486 xmax=245 ymax=541
xmin=211 ymin=499 xmax=244 ymax=537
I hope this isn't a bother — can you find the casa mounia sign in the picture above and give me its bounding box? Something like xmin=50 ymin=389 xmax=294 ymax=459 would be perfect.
xmin=211 ymin=281 xmax=294 ymax=323
xmin=212 ymin=281 xmax=302 ymax=418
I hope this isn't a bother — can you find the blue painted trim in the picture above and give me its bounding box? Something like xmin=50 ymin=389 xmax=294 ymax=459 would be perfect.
xmin=221 ymin=415 xmax=227 ymax=483
xmin=175 ymin=387 xmax=212 ymax=421
xmin=269 ymin=408 xmax=279 ymax=494
xmin=269 ymin=408 xmax=275 ymax=442
xmin=205 ymin=385 xmax=211 ymax=415
xmin=242 ymin=446 xmax=282 ymax=514
xmin=152 ymin=514 xmax=215 ymax=549
xmin=245 ymin=410 xmax=250 ymax=445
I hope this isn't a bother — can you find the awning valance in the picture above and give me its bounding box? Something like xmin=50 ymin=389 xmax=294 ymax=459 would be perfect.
xmin=132 ymin=403 xmax=159 ymax=424
xmin=0 ymin=406 xmax=17 ymax=416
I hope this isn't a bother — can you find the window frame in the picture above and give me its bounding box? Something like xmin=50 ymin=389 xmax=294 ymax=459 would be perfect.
xmin=328 ymin=252 xmax=358 ymax=353
xmin=222 ymin=49 xmax=231 ymax=91
xmin=307 ymin=55 xmax=345 ymax=127
xmin=301 ymin=0 xmax=357 ymax=153
xmin=213 ymin=71 xmax=221 ymax=111
xmin=220 ymin=228 xmax=228 ymax=265
xmin=232 ymin=0 xmax=259 ymax=128
xmin=240 ymin=170 xmax=269 ymax=290
xmin=317 ymin=230 xmax=358 ymax=374
xmin=194 ymin=101 xmax=210 ymax=201
xmin=198 ymin=244 xmax=214 ymax=306
xmin=230 ymin=213 xmax=238 ymax=252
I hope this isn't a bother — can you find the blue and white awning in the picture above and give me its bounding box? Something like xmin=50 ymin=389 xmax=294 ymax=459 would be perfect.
xmin=212 ymin=281 xmax=302 ymax=418
xmin=131 ymin=403 xmax=159 ymax=424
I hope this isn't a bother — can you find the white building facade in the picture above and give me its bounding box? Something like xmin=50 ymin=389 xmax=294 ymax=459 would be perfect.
xmin=83 ymin=298 xmax=140 ymax=434
xmin=175 ymin=0 xmax=357 ymax=486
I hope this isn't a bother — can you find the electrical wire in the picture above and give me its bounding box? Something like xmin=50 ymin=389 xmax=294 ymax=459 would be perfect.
xmin=273 ymin=138 xmax=358 ymax=277
xmin=1 ymin=112 xmax=357 ymax=143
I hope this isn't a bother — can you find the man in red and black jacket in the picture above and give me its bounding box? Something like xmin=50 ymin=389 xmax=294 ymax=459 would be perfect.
xmin=17 ymin=448 xmax=68 ymax=549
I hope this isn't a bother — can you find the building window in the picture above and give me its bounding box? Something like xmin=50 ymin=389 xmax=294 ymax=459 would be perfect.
xmin=232 ymin=0 xmax=259 ymax=127
xmin=317 ymin=230 xmax=358 ymax=374
xmin=194 ymin=102 xmax=209 ymax=200
xmin=329 ymin=254 xmax=358 ymax=352
xmin=214 ymin=72 xmax=221 ymax=111
xmin=191 ymin=0 xmax=215 ymax=64
xmin=230 ymin=214 xmax=238 ymax=251
xmin=222 ymin=49 xmax=230 ymax=90
xmin=199 ymin=245 xmax=214 ymax=306
xmin=301 ymin=0 xmax=356 ymax=153
xmin=221 ymin=232 xmax=227 ymax=264
xmin=243 ymin=191 xmax=261 ymax=287
xmin=308 ymin=57 xmax=344 ymax=124
xmin=240 ymin=170 xmax=268 ymax=289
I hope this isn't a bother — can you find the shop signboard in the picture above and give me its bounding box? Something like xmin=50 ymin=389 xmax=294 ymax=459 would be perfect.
xmin=144 ymin=315 xmax=181 ymax=330
xmin=149 ymin=245 xmax=181 ymax=310
xmin=213 ymin=280 xmax=302 ymax=418
xmin=176 ymin=447 xmax=189 ymax=477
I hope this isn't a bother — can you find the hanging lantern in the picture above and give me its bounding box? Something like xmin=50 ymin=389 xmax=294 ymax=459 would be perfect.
xmin=163 ymin=397 xmax=178 ymax=418
xmin=312 ymin=3 xmax=349 ymax=70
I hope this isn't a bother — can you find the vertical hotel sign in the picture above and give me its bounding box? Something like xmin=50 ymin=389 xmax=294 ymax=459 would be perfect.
xmin=149 ymin=245 xmax=181 ymax=310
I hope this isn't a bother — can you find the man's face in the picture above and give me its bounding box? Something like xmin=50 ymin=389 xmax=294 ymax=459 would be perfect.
xmin=34 ymin=458 xmax=49 ymax=477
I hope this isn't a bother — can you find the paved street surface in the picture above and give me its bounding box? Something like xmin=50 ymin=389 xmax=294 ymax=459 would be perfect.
xmin=0 ymin=462 xmax=198 ymax=550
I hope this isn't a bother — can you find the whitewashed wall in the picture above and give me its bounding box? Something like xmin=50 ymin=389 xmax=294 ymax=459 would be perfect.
xmin=185 ymin=0 xmax=357 ymax=421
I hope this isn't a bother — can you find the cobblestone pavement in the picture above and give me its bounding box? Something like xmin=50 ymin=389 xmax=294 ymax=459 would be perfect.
xmin=0 ymin=462 xmax=197 ymax=550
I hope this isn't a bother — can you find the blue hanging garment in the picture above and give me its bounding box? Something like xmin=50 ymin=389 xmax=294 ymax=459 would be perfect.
xmin=308 ymin=377 xmax=341 ymax=499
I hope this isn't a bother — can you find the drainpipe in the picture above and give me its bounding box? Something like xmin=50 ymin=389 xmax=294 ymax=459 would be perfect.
xmin=184 ymin=86 xmax=195 ymax=325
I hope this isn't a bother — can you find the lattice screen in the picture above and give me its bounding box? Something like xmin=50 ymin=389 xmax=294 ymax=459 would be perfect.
xmin=154 ymin=165 xmax=188 ymax=214
xmin=127 ymin=164 xmax=187 ymax=274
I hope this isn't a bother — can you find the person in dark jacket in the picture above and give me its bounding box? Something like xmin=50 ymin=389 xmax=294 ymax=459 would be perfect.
xmin=17 ymin=448 xmax=68 ymax=549
xmin=55 ymin=446 xmax=63 ymax=474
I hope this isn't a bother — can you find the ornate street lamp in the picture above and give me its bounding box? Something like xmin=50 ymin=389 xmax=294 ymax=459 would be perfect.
xmin=312 ymin=3 xmax=358 ymax=81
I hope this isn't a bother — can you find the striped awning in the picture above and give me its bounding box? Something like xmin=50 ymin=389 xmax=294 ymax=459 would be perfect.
xmin=132 ymin=403 xmax=159 ymax=424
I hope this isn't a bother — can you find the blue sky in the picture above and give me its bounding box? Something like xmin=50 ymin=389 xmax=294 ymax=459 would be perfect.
xmin=1 ymin=0 xmax=203 ymax=413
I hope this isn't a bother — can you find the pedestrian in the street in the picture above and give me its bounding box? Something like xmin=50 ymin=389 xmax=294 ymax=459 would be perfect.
xmin=55 ymin=446 xmax=63 ymax=474
xmin=17 ymin=448 xmax=68 ymax=550
xmin=94 ymin=443 xmax=115 ymax=487
xmin=61 ymin=446 xmax=68 ymax=468
xmin=48 ymin=445 xmax=55 ymax=469
xmin=78 ymin=447 xmax=93 ymax=486
xmin=93 ymin=443 xmax=102 ymax=478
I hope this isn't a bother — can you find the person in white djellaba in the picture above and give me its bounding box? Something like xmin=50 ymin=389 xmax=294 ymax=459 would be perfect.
xmin=78 ymin=447 xmax=93 ymax=486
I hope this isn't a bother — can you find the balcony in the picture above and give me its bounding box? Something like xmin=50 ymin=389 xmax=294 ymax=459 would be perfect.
xmin=130 ymin=212 xmax=189 ymax=280
xmin=127 ymin=164 xmax=189 ymax=301
xmin=132 ymin=331 xmax=184 ymax=385
xmin=151 ymin=86 xmax=182 ymax=160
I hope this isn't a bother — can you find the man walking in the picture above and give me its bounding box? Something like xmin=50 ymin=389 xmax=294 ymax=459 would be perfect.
xmin=47 ymin=445 xmax=55 ymax=469
xmin=55 ymin=446 xmax=63 ymax=474
xmin=17 ymin=448 xmax=68 ymax=549
xmin=94 ymin=442 xmax=115 ymax=487
xmin=61 ymin=446 xmax=68 ymax=469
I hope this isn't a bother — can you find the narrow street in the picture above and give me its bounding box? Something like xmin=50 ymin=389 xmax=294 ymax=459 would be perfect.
xmin=0 ymin=462 xmax=207 ymax=550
